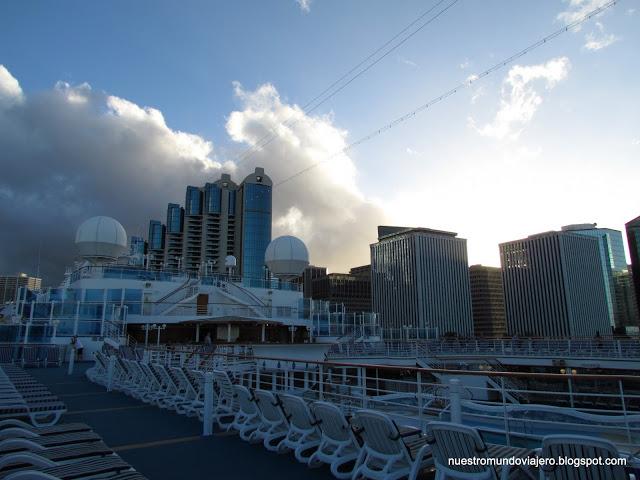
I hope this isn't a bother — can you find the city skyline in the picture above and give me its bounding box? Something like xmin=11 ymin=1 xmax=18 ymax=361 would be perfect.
xmin=1 ymin=1 xmax=639 ymax=283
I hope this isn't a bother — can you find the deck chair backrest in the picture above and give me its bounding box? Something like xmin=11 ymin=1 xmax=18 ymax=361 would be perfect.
xmin=212 ymin=370 xmax=235 ymax=403
xmin=351 ymin=410 xmax=405 ymax=456
xmin=0 ymin=346 xmax=13 ymax=364
xmin=234 ymin=385 xmax=257 ymax=415
xmin=426 ymin=421 xmax=490 ymax=475
xmin=311 ymin=401 xmax=356 ymax=444
xmin=540 ymin=434 xmax=627 ymax=480
xmin=278 ymin=393 xmax=317 ymax=431
xmin=254 ymin=389 xmax=286 ymax=423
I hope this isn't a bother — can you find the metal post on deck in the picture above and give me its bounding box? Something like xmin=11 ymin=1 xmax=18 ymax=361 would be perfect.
xmin=227 ymin=323 xmax=231 ymax=343
xmin=195 ymin=324 xmax=200 ymax=343
xmin=261 ymin=324 xmax=266 ymax=343
xmin=74 ymin=301 xmax=80 ymax=335
xmin=67 ymin=344 xmax=75 ymax=376
xmin=318 ymin=365 xmax=324 ymax=400
xmin=203 ymin=372 xmax=214 ymax=436
xmin=449 ymin=378 xmax=461 ymax=424
xmin=106 ymin=355 xmax=115 ymax=390
xmin=23 ymin=323 xmax=31 ymax=345
xmin=417 ymin=371 xmax=424 ymax=432
xmin=360 ymin=367 xmax=368 ymax=408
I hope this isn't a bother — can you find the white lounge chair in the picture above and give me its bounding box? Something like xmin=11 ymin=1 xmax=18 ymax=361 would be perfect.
xmin=277 ymin=393 xmax=322 ymax=463
xmin=212 ymin=370 xmax=238 ymax=430
xmin=249 ymin=389 xmax=288 ymax=452
xmin=351 ymin=409 xmax=433 ymax=480
xmin=426 ymin=421 xmax=532 ymax=480
xmin=537 ymin=434 xmax=634 ymax=480
xmin=231 ymin=385 xmax=261 ymax=441
xmin=308 ymin=401 xmax=361 ymax=479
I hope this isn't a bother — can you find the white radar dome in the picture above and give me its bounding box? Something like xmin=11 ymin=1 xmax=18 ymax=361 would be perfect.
xmin=225 ymin=255 xmax=237 ymax=268
xmin=265 ymin=236 xmax=309 ymax=278
xmin=75 ymin=216 xmax=128 ymax=261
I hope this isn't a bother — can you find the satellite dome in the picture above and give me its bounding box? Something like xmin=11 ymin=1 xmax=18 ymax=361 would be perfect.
xmin=75 ymin=216 xmax=128 ymax=261
xmin=225 ymin=255 xmax=237 ymax=268
xmin=265 ymin=236 xmax=309 ymax=278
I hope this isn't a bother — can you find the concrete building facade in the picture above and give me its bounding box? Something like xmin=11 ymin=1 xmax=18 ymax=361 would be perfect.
xmin=500 ymin=231 xmax=610 ymax=337
xmin=371 ymin=226 xmax=473 ymax=337
xmin=469 ymin=265 xmax=507 ymax=337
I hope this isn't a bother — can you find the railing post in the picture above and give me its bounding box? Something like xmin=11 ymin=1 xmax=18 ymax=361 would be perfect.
xmin=449 ymin=378 xmax=461 ymax=424
xmin=23 ymin=323 xmax=30 ymax=345
xmin=72 ymin=301 xmax=80 ymax=339
xmin=618 ymin=380 xmax=632 ymax=444
xmin=67 ymin=344 xmax=76 ymax=376
xmin=567 ymin=376 xmax=574 ymax=409
xmin=360 ymin=367 xmax=368 ymax=408
xmin=271 ymin=370 xmax=276 ymax=391
xmin=106 ymin=355 xmax=115 ymax=390
xmin=255 ymin=362 xmax=261 ymax=389
xmin=203 ymin=372 xmax=214 ymax=436
xmin=319 ymin=365 xmax=324 ymax=400
xmin=417 ymin=371 xmax=424 ymax=432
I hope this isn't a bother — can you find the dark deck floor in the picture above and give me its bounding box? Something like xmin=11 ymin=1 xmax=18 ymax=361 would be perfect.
xmin=29 ymin=364 xmax=334 ymax=480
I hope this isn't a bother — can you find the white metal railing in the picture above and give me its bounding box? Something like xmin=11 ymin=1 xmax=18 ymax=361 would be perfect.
xmin=133 ymin=347 xmax=640 ymax=451
xmin=328 ymin=338 xmax=640 ymax=360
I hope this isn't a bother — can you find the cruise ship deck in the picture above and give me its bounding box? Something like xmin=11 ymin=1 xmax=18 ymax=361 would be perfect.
xmin=28 ymin=363 xmax=335 ymax=480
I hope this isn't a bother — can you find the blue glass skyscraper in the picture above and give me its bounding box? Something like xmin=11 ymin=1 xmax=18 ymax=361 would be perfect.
xmin=239 ymin=168 xmax=272 ymax=280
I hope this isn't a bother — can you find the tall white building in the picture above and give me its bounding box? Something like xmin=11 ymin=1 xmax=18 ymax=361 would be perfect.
xmin=500 ymin=231 xmax=610 ymax=337
xmin=371 ymin=226 xmax=473 ymax=337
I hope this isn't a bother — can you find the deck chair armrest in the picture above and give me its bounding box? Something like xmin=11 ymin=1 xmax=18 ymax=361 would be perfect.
xmin=0 ymin=452 xmax=57 ymax=470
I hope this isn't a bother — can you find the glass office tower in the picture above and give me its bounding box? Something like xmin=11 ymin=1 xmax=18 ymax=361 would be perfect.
xmin=626 ymin=215 xmax=640 ymax=318
xmin=561 ymin=224 xmax=627 ymax=329
xmin=239 ymin=168 xmax=272 ymax=281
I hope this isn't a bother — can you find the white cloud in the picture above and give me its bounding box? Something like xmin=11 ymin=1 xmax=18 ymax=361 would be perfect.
xmin=469 ymin=57 xmax=570 ymax=140
xmin=296 ymin=0 xmax=312 ymax=13
xmin=632 ymin=139 xmax=640 ymax=146
xmin=405 ymin=147 xmax=420 ymax=156
xmin=583 ymin=22 xmax=619 ymax=50
xmin=0 ymin=65 xmax=24 ymax=106
xmin=226 ymin=82 xmax=387 ymax=271
xmin=626 ymin=8 xmax=636 ymax=16
xmin=0 ymin=65 xmax=225 ymax=281
xmin=459 ymin=59 xmax=470 ymax=69
xmin=557 ymin=0 xmax=611 ymax=28
xmin=470 ymin=86 xmax=485 ymax=105
xmin=399 ymin=57 xmax=418 ymax=68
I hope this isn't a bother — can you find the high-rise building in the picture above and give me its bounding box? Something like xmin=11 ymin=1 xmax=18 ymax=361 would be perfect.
xmin=147 ymin=220 xmax=165 ymax=269
xmin=469 ymin=265 xmax=506 ymax=337
xmin=164 ymin=203 xmax=184 ymax=271
xmin=626 ymin=215 xmax=640 ymax=316
xmin=128 ymin=236 xmax=146 ymax=266
xmin=500 ymin=231 xmax=610 ymax=337
xmin=613 ymin=269 xmax=639 ymax=331
xmin=146 ymin=168 xmax=271 ymax=278
xmin=561 ymin=224 xmax=627 ymax=329
xmin=371 ymin=226 xmax=473 ymax=337
xmin=302 ymin=266 xmax=328 ymax=298
xmin=304 ymin=265 xmax=372 ymax=313
xmin=237 ymin=168 xmax=272 ymax=280
xmin=0 ymin=274 xmax=42 ymax=304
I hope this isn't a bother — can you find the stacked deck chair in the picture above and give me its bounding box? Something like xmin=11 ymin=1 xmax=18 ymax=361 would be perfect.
xmin=0 ymin=366 xmax=66 ymax=427
xmin=0 ymin=386 xmax=149 ymax=479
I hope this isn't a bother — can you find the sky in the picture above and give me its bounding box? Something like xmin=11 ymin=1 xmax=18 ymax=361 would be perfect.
xmin=0 ymin=0 xmax=639 ymax=284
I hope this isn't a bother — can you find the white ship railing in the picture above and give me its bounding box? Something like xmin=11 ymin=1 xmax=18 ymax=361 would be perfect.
xmin=328 ymin=338 xmax=640 ymax=359
xmin=129 ymin=347 xmax=640 ymax=452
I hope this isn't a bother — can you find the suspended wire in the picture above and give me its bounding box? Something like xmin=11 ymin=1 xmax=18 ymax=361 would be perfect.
xmin=232 ymin=0 xmax=460 ymax=166
xmin=275 ymin=0 xmax=617 ymax=187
